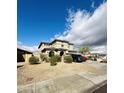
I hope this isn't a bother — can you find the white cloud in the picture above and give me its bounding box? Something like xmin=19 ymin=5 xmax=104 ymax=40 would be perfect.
xmin=17 ymin=41 xmax=38 ymax=52
xmin=91 ymin=45 xmax=107 ymax=54
xmin=17 ymin=41 xmax=23 ymax=45
xmin=52 ymin=2 xmax=107 ymax=54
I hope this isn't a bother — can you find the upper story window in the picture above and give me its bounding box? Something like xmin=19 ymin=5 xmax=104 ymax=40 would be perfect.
xmin=61 ymin=44 xmax=64 ymax=47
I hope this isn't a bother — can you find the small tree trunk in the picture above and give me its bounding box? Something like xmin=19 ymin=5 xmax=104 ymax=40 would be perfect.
xmin=61 ymin=55 xmax=64 ymax=63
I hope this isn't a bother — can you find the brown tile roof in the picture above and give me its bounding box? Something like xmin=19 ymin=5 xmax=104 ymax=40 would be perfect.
xmin=38 ymin=39 xmax=74 ymax=49
xmin=51 ymin=39 xmax=69 ymax=44
xmin=17 ymin=48 xmax=32 ymax=54
xmin=38 ymin=42 xmax=50 ymax=48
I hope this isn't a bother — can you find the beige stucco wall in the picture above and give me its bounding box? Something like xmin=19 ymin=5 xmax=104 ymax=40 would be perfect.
xmin=42 ymin=50 xmax=65 ymax=56
xmin=33 ymin=53 xmax=41 ymax=62
xmin=39 ymin=44 xmax=51 ymax=50
xmin=52 ymin=41 xmax=69 ymax=50
xmin=69 ymin=44 xmax=73 ymax=50
xmin=22 ymin=54 xmax=32 ymax=63
xmin=42 ymin=51 xmax=50 ymax=55
xmin=39 ymin=41 xmax=74 ymax=54
xmin=54 ymin=51 xmax=61 ymax=55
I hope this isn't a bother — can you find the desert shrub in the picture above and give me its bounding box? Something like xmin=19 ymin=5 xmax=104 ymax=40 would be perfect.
xmin=44 ymin=56 xmax=50 ymax=62
xmin=49 ymin=55 xmax=61 ymax=66
xmin=29 ymin=55 xmax=39 ymax=64
xmin=88 ymin=56 xmax=93 ymax=60
xmin=40 ymin=53 xmax=45 ymax=60
xmin=94 ymin=57 xmax=97 ymax=61
xmin=40 ymin=53 xmax=50 ymax=62
xmin=53 ymin=55 xmax=61 ymax=62
xmin=50 ymin=56 xmax=57 ymax=66
xmin=64 ymin=55 xmax=73 ymax=63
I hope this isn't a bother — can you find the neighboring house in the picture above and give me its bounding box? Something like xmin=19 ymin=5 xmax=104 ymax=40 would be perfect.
xmin=90 ymin=52 xmax=107 ymax=58
xmin=90 ymin=52 xmax=107 ymax=61
xmin=17 ymin=48 xmax=32 ymax=63
xmin=38 ymin=39 xmax=76 ymax=56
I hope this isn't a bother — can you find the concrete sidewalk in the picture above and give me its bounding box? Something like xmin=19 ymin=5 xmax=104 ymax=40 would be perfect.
xmin=17 ymin=62 xmax=107 ymax=93
xmin=17 ymin=62 xmax=25 ymax=67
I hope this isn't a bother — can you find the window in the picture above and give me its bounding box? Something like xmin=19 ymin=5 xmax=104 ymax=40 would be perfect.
xmin=61 ymin=44 xmax=64 ymax=47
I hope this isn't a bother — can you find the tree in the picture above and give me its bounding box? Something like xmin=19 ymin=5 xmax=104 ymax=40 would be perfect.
xmin=49 ymin=50 xmax=54 ymax=57
xmin=80 ymin=46 xmax=90 ymax=55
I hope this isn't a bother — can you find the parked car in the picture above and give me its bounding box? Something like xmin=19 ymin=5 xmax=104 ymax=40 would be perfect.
xmin=70 ymin=54 xmax=83 ymax=62
xmin=66 ymin=53 xmax=88 ymax=62
xmin=82 ymin=56 xmax=88 ymax=62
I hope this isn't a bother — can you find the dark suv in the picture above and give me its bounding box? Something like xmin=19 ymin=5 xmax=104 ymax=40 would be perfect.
xmin=70 ymin=54 xmax=83 ymax=62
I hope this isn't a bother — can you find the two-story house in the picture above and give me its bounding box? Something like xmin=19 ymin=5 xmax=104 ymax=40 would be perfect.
xmin=38 ymin=39 xmax=75 ymax=56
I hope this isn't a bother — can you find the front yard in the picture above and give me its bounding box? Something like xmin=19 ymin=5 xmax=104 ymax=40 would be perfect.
xmin=17 ymin=61 xmax=106 ymax=85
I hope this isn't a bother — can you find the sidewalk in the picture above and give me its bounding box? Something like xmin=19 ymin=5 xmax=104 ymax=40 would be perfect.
xmin=17 ymin=62 xmax=25 ymax=67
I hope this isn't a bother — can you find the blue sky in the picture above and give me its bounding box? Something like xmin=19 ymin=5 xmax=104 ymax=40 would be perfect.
xmin=18 ymin=0 xmax=107 ymax=53
xmin=17 ymin=0 xmax=106 ymax=47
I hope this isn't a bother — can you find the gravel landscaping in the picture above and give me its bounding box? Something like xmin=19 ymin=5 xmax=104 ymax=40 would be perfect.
xmin=17 ymin=61 xmax=105 ymax=85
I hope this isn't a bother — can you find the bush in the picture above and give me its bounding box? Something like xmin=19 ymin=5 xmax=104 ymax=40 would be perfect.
xmin=49 ymin=55 xmax=61 ymax=66
xmin=50 ymin=56 xmax=57 ymax=66
xmin=94 ymin=57 xmax=97 ymax=61
xmin=64 ymin=55 xmax=73 ymax=63
xmin=88 ymin=56 xmax=93 ymax=61
xmin=53 ymin=55 xmax=61 ymax=62
xmin=44 ymin=56 xmax=50 ymax=62
xmin=40 ymin=53 xmax=45 ymax=60
xmin=29 ymin=55 xmax=39 ymax=64
xmin=40 ymin=54 xmax=48 ymax=62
